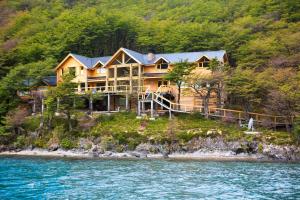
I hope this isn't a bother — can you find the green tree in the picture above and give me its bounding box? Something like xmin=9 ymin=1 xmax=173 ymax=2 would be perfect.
xmin=164 ymin=60 xmax=194 ymax=105
xmin=45 ymin=74 xmax=78 ymax=131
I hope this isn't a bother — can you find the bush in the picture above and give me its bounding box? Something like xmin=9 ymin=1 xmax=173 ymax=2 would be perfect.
xmin=96 ymin=114 xmax=114 ymax=123
xmin=176 ymin=129 xmax=202 ymax=142
xmin=34 ymin=137 xmax=48 ymax=148
xmin=293 ymin=117 xmax=300 ymax=144
xmin=100 ymin=135 xmax=116 ymax=151
xmin=13 ymin=135 xmax=27 ymax=148
xmin=23 ymin=116 xmax=40 ymax=132
xmin=60 ymin=138 xmax=77 ymax=149
xmin=258 ymin=143 xmax=263 ymax=153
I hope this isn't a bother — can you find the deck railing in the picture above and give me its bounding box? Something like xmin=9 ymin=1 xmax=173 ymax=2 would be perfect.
xmin=75 ymin=85 xmax=149 ymax=94
xmin=138 ymin=91 xmax=293 ymax=126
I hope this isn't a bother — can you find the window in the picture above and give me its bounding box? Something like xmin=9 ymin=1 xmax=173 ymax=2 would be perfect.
xmin=108 ymin=68 xmax=114 ymax=78
xmin=158 ymin=80 xmax=168 ymax=87
xmin=69 ymin=67 xmax=76 ymax=76
xmin=61 ymin=69 xmax=64 ymax=75
xmin=97 ymin=67 xmax=106 ymax=74
xmin=132 ymin=66 xmax=139 ymax=76
xmin=117 ymin=67 xmax=130 ymax=77
xmin=80 ymin=66 xmax=84 ymax=75
xmin=198 ymin=57 xmax=210 ymax=67
xmin=156 ymin=59 xmax=169 ymax=69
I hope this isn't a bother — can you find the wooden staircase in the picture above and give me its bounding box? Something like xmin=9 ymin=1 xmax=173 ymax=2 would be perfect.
xmin=138 ymin=86 xmax=292 ymax=126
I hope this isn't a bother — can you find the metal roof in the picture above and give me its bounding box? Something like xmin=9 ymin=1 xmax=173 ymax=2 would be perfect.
xmin=69 ymin=48 xmax=226 ymax=68
xmin=70 ymin=53 xmax=111 ymax=69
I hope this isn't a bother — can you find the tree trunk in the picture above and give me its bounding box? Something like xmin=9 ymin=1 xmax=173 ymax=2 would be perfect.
xmin=67 ymin=112 xmax=72 ymax=132
xmin=177 ymin=85 xmax=181 ymax=110
xmin=217 ymin=82 xmax=223 ymax=108
xmin=204 ymin=89 xmax=211 ymax=119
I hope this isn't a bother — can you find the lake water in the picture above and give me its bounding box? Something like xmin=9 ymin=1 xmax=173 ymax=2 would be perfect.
xmin=0 ymin=156 xmax=299 ymax=199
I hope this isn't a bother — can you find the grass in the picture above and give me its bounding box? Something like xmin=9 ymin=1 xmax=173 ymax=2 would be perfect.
xmin=5 ymin=111 xmax=297 ymax=150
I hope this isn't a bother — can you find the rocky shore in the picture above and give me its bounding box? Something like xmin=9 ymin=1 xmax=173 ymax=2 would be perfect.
xmin=1 ymin=137 xmax=300 ymax=162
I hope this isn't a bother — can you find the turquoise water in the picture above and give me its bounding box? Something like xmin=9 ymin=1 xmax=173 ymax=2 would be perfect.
xmin=0 ymin=156 xmax=299 ymax=199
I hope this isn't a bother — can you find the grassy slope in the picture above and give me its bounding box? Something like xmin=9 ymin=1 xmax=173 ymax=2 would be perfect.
xmin=14 ymin=112 xmax=295 ymax=150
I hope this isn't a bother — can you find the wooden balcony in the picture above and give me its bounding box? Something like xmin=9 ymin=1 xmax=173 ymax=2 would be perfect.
xmin=87 ymin=76 xmax=106 ymax=82
xmin=75 ymin=85 xmax=149 ymax=94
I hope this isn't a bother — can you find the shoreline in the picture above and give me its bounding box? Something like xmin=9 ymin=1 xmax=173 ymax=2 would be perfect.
xmin=0 ymin=148 xmax=285 ymax=162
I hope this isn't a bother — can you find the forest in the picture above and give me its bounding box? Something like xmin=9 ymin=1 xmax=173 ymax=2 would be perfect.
xmin=0 ymin=0 xmax=299 ymax=128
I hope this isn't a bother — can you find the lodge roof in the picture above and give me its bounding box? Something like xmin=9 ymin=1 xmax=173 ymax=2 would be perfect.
xmin=62 ymin=48 xmax=226 ymax=69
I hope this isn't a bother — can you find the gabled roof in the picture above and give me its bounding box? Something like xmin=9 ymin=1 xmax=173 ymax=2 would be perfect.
xmin=102 ymin=48 xmax=143 ymax=67
xmin=56 ymin=49 xmax=226 ymax=70
xmin=55 ymin=53 xmax=111 ymax=70
xmin=153 ymin=56 xmax=170 ymax=64
xmin=142 ymin=50 xmax=226 ymax=65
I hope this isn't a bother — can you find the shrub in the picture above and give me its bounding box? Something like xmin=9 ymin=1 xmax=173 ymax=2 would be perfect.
xmin=258 ymin=143 xmax=263 ymax=153
xmin=23 ymin=116 xmax=40 ymax=132
xmin=60 ymin=138 xmax=77 ymax=149
xmin=34 ymin=137 xmax=48 ymax=148
xmin=293 ymin=117 xmax=300 ymax=144
xmin=96 ymin=114 xmax=114 ymax=123
xmin=13 ymin=135 xmax=27 ymax=148
xmin=100 ymin=135 xmax=116 ymax=151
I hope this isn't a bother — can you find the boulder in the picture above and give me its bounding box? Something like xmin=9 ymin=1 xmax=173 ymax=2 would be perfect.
xmin=48 ymin=143 xmax=59 ymax=151
xmin=78 ymin=138 xmax=93 ymax=150
xmin=135 ymin=143 xmax=160 ymax=154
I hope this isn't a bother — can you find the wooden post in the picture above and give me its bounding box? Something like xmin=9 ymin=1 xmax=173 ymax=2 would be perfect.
xmin=41 ymin=98 xmax=44 ymax=114
xmin=32 ymin=98 xmax=36 ymax=114
xmin=114 ymin=65 xmax=117 ymax=91
xmin=151 ymin=100 xmax=154 ymax=118
xmin=107 ymin=94 xmax=111 ymax=112
xmin=138 ymin=101 xmax=141 ymax=116
xmin=41 ymin=98 xmax=45 ymax=114
xmin=142 ymin=101 xmax=145 ymax=113
xmin=138 ymin=64 xmax=141 ymax=92
xmin=85 ymin=81 xmax=88 ymax=92
xmin=125 ymin=94 xmax=129 ymax=111
xmin=78 ymin=84 xmax=81 ymax=93
xmin=129 ymin=64 xmax=132 ymax=93
xmin=169 ymin=109 xmax=172 ymax=120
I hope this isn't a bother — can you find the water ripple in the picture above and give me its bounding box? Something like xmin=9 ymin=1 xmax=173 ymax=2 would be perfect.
xmin=0 ymin=157 xmax=299 ymax=199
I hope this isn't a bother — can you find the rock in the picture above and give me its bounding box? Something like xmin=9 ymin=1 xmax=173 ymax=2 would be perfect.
xmin=27 ymin=145 xmax=34 ymax=151
xmin=130 ymin=152 xmax=141 ymax=158
xmin=78 ymin=138 xmax=93 ymax=150
xmin=135 ymin=143 xmax=160 ymax=154
xmin=91 ymin=144 xmax=98 ymax=152
xmin=48 ymin=143 xmax=59 ymax=151
xmin=104 ymin=151 xmax=113 ymax=156
xmin=0 ymin=145 xmax=8 ymax=152
xmin=93 ymin=137 xmax=101 ymax=145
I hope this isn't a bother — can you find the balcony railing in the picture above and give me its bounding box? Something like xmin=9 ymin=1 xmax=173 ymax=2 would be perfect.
xmin=75 ymin=85 xmax=150 ymax=94
xmin=87 ymin=76 xmax=106 ymax=82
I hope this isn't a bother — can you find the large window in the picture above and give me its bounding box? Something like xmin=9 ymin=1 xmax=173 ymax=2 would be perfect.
xmin=97 ymin=67 xmax=106 ymax=74
xmin=117 ymin=67 xmax=130 ymax=77
xmin=156 ymin=59 xmax=169 ymax=69
xmin=132 ymin=66 xmax=139 ymax=76
xmin=108 ymin=68 xmax=114 ymax=78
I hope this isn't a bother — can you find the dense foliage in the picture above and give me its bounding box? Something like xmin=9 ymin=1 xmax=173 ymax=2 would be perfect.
xmin=0 ymin=0 xmax=299 ymax=121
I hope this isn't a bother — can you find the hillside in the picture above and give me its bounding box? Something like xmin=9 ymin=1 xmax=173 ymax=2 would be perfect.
xmin=0 ymin=0 xmax=299 ymax=127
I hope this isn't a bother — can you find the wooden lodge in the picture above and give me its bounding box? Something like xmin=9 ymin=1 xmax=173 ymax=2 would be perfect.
xmin=55 ymin=47 xmax=228 ymax=115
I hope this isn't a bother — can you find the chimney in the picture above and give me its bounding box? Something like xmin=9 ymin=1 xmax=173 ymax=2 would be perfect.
xmin=147 ymin=52 xmax=155 ymax=61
